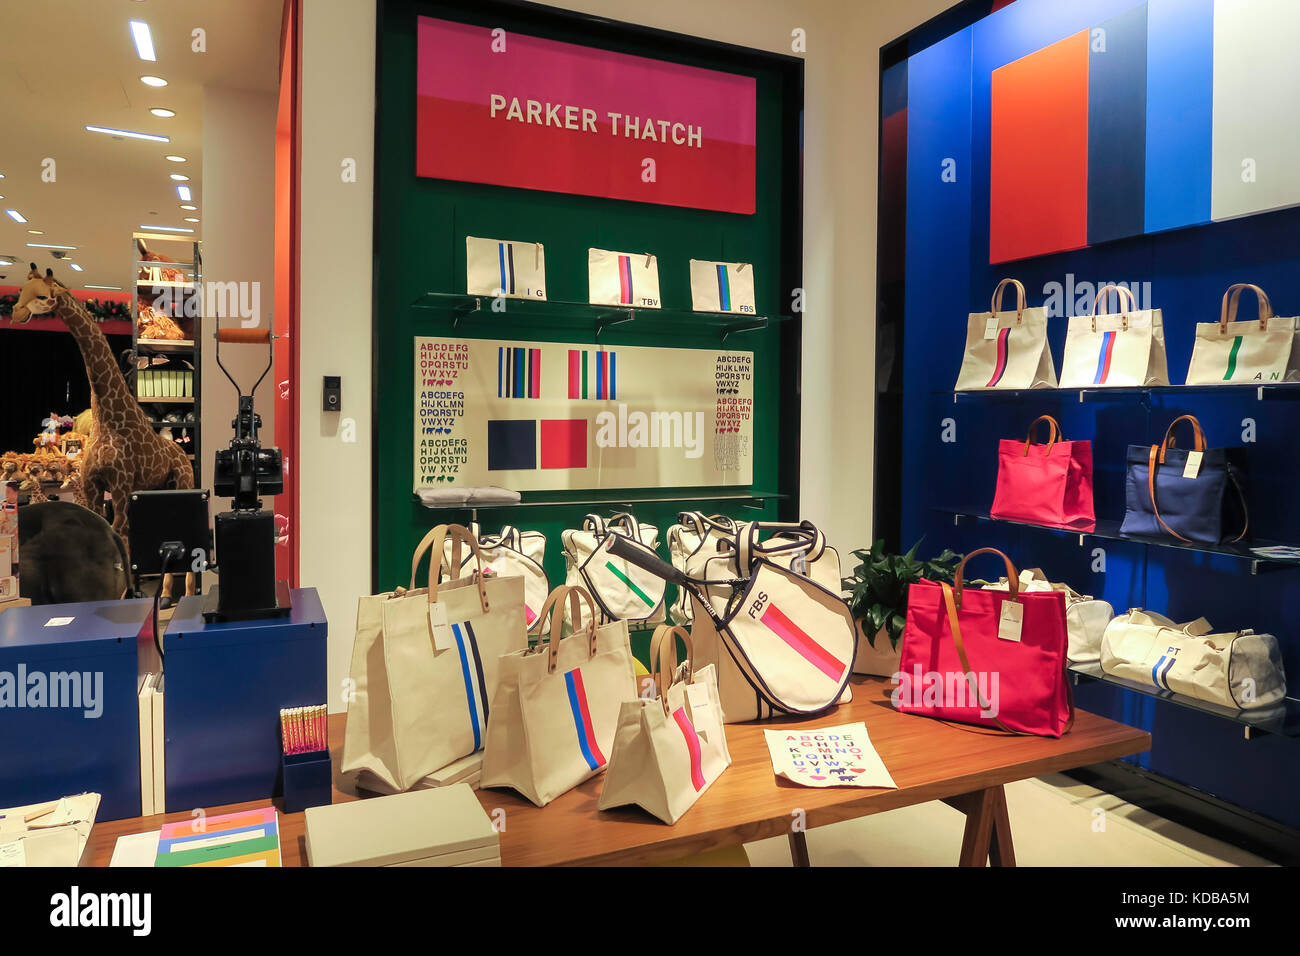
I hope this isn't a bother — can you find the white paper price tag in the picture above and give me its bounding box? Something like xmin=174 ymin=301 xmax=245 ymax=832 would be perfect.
xmin=427 ymin=603 xmax=454 ymax=651
xmin=43 ymin=617 xmax=74 ymax=627
xmin=984 ymin=317 xmax=1001 ymax=340
xmin=1182 ymin=451 xmax=1203 ymax=480
xmin=998 ymin=601 xmax=1024 ymax=642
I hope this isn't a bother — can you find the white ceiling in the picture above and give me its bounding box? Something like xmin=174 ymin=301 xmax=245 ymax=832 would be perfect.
xmin=0 ymin=0 xmax=282 ymax=290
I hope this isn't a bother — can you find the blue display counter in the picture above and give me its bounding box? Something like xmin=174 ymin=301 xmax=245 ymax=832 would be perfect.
xmin=0 ymin=599 xmax=155 ymax=821
xmin=163 ymin=587 xmax=327 ymax=811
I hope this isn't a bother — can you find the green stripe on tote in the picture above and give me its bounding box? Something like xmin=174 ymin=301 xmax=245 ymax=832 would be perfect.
xmin=1224 ymin=336 xmax=1244 ymax=381
xmin=582 ymin=351 xmax=589 ymax=399
xmin=604 ymin=561 xmax=654 ymax=607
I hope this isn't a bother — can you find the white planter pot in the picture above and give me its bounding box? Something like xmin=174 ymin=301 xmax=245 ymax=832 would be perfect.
xmin=853 ymin=620 xmax=901 ymax=677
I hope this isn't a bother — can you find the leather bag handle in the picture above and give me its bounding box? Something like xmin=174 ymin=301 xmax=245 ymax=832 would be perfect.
xmin=990 ymin=278 xmax=1026 ymax=324
xmin=1158 ymin=414 xmax=1206 ymax=464
xmin=534 ymin=584 xmax=599 ymax=673
xmin=1022 ymin=415 xmax=1062 ymax=456
xmin=408 ymin=524 xmax=489 ymax=613
xmin=1146 ymin=438 xmax=1250 ymax=544
xmin=952 ymin=548 xmax=1019 ymax=610
xmin=1221 ymin=283 xmax=1273 ymax=333
xmin=1090 ymin=284 xmax=1136 ymax=331
xmin=650 ymin=624 xmax=695 ymax=715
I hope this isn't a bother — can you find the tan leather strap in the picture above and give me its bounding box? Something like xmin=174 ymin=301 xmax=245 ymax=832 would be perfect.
xmin=990 ymin=278 xmax=1026 ymax=325
xmin=1022 ymin=415 xmax=1062 ymax=456
xmin=952 ymin=548 xmax=1019 ymax=610
xmin=649 ymin=624 xmax=694 ymax=715
xmin=534 ymin=585 xmax=598 ymax=673
xmin=409 ymin=524 xmax=488 ymax=612
xmin=1090 ymin=284 xmax=1135 ymax=331
xmin=1221 ymin=283 xmax=1273 ymax=332
xmin=1158 ymin=414 xmax=1206 ymax=464
xmin=1146 ymin=445 xmax=1192 ymax=542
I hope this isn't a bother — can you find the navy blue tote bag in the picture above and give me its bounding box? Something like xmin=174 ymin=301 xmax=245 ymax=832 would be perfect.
xmin=1120 ymin=415 xmax=1249 ymax=545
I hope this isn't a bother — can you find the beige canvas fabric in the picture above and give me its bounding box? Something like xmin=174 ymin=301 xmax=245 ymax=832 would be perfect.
xmin=1061 ymin=284 xmax=1169 ymax=387
xmin=689 ymin=259 xmax=756 ymax=314
xmin=465 ymin=236 xmax=547 ymax=299
xmin=562 ymin=513 xmax=666 ymax=625
xmin=587 ymin=248 xmax=662 ymax=308
xmin=444 ymin=522 xmax=548 ymax=633
xmin=1186 ymin=284 xmax=1300 ymax=385
xmin=955 ymin=279 xmax=1057 ymax=390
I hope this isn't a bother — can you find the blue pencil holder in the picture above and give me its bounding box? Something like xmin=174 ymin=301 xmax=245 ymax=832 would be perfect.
xmin=281 ymin=749 xmax=332 ymax=814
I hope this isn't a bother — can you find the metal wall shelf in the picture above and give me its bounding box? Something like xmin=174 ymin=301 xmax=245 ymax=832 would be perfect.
xmin=939 ymin=383 xmax=1300 ymax=404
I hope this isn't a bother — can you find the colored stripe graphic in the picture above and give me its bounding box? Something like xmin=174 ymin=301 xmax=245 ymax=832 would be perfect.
xmin=515 ymin=347 xmax=524 ymax=398
xmin=567 ymin=349 xmax=581 ymax=399
xmin=497 ymin=347 xmax=504 ymax=397
xmin=760 ymin=603 xmax=846 ymax=680
xmin=564 ymin=669 xmax=605 ymax=771
xmin=605 ymin=560 xmax=654 ymax=607
xmin=618 ymin=254 xmax=633 ymax=304
xmin=609 ymin=351 xmax=616 ymax=400
xmin=1093 ymin=330 xmax=1117 ymax=385
xmin=452 ymin=621 xmax=489 ymax=749
xmin=1224 ymin=336 xmax=1244 ymax=381
xmin=498 ymin=242 xmax=507 ymax=294
xmin=1152 ymin=652 xmax=1176 ymax=692
xmin=582 ymin=351 xmax=589 ymax=399
xmin=985 ymin=327 xmax=1011 ymax=387
xmin=530 ymin=348 xmax=541 ymax=398
xmin=716 ymin=264 xmax=731 ymax=311
xmin=524 ymin=603 xmax=537 ymax=625
xmin=507 ymin=243 xmax=516 ymax=294
xmin=596 ymin=351 xmax=606 ymax=399
xmin=672 ymin=707 xmax=706 ymax=791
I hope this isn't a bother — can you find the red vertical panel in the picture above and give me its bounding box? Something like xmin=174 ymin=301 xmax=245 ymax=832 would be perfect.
xmin=879 ymin=108 xmax=908 ymax=285
xmin=989 ymin=30 xmax=1090 ymax=264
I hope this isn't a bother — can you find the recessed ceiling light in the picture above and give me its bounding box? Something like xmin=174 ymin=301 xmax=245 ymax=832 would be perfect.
xmin=85 ymin=285 xmax=123 ymax=290
xmin=5 ymin=209 xmax=27 ymax=223
xmin=176 ymin=185 xmax=192 ymax=201
xmin=27 ymin=243 xmax=77 ymax=250
xmin=169 ymin=173 xmax=190 ymax=181
xmin=27 ymin=230 xmax=43 ymax=235
xmin=165 ymin=155 xmax=186 ymax=163
xmin=150 ymin=108 xmax=176 ymax=118
xmin=0 ymin=260 xmax=12 ymax=267
xmin=85 ymin=125 xmax=170 ymax=143
xmin=140 ymin=224 xmax=194 ymax=233
xmin=140 ymin=75 xmax=168 ymax=88
xmin=183 ymin=218 xmax=200 ymax=223
xmin=129 ymin=20 xmax=156 ymax=61
xmin=179 ymin=204 xmax=197 ymax=211
xmin=70 ymin=263 xmax=84 ymax=272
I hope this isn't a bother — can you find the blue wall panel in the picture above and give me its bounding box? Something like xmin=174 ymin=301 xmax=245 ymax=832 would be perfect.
xmin=1088 ymin=3 xmax=1148 ymax=246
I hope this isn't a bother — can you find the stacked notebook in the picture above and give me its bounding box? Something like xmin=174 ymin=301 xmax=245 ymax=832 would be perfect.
xmin=137 ymin=673 xmax=165 ymax=815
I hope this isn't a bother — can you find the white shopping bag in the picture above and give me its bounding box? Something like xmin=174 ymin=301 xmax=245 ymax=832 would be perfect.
xmin=689 ymin=259 xmax=756 ymax=314
xmin=588 ymin=248 xmax=661 ymax=308
xmin=466 ymin=236 xmax=546 ymax=300
xmin=955 ymin=279 xmax=1057 ymax=390
xmin=1061 ymin=284 xmax=1169 ymax=387
xmin=1186 ymin=283 xmax=1300 ymax=385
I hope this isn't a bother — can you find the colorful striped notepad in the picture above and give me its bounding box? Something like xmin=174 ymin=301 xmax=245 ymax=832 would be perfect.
xmin=154 ymin=806 xmax=281 ymax=867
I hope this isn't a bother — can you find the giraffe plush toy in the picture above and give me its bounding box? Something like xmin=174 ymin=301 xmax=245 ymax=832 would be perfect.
xmin=11 ymin=264 xmax=62 ymax=323
xmin=50 ymin=286 xmax=196 ymax=593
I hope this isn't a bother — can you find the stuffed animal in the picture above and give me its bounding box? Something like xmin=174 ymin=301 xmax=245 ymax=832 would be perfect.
xmin=11 ymin=264 xmax=65 ymax=323
xmin=18 ymin=501 xmax=130 ymax=604
xmin=136 ymin=303 xmax=186 ymax=340
xmin=136 ymin=238 xmax=185 ymax=284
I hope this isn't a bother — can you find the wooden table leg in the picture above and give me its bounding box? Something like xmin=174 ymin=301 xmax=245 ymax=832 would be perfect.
xmin=788 ymin=830 xmax=811 ymax=867
xmin=943 ymin=785 xmax=1016 ymax=867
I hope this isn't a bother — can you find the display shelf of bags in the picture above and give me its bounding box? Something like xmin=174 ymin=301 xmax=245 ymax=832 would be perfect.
xmin=410 ymin=292 xmax=787 ymax=342
xmin=416 ymin=488 xmax=786 ymax=510
xmin=1069 ymin=661 xmax=1300 ymax=738
xmin=938 ymin=383 xmax=1300 ymax=404
xmin=933 ymin=507 xmax=1300 ymax=574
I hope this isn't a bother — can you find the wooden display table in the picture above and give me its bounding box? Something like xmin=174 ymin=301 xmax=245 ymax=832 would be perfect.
xmin=86 ymin=677 xmax=1149 ymax=867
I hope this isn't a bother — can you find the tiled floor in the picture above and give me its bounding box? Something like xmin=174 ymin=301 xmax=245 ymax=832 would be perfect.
xmin=740 ymin=773 xmax=1274 ymax=867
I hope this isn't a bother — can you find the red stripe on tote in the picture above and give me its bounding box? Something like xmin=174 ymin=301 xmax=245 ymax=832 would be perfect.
xmin=672 ymin=707 xmax=706 ymax=791
xmin=985 ymin=327 xmax=1011 ymax=387
xmin=570 ymin=668 xmax=605 ymax=767
xmin=760 ymin=603 xmax=846 ymax=680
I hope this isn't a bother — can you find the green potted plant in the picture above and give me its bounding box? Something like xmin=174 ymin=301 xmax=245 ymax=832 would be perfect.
xmin=842 ymin=539 xmax=961 ymax=676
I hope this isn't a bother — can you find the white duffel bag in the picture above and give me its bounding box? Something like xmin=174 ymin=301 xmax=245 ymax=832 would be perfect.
xmin=982 ymin=569 xmax=1113 ymax=664
xmin=562 ymin=513 xmax=666 ymax=626
xmin=1100 ymin=609 xmax=1286 ymax=710
xmin=666 ymin=512 xmax=739 ymax=624
xmin=444 ymin=522 xmax=548 ymax=632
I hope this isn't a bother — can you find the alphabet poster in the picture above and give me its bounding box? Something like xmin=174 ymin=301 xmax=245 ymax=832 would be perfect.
xmin=414 ymin=336 xmax=753 ymax=491
xmin=763 ymin=722 xmax=898 ymax=789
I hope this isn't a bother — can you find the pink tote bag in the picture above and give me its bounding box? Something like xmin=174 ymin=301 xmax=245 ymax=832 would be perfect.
xmin=990 ymin=415 xmax=1095 ymax=530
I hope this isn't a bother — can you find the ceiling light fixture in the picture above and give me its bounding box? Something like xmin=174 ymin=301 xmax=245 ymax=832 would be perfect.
xmin=176 ymin=185 xmax=192 ymax=201
xmin=129 ymin=20 xmax=156 ymax=61
xmin=183 ymin=217 xmax=200 ymax=223
xmin=140 ymin=224 xmax=194 ymax=233
xmin=169 ymin=173 xmax=190 ymax=181
xmin=5 ymin=209 xmax=27 ymax=223
xmin=179 ymin=204 xmax=197 ymax=211
xmin=70 ymin=263 xmax=84 ymax=272
xmin=85 ymin=285 xmax=123 ymax=290
xmin=26 ymin=243 xmax=78 ymax=250
xmin=0 ymin=259 xmax=12 ymax=267
xmin=150 ymin=108 xmax=176 ymax=118
xmin=165 ymin=155 xmax=186 ymax=163
xmin=85 ymin=125 xmax=170 ymax=143
xmin=27 ymin=230 xmax=43 ymax=235
xmin=140 ymin=75 xmax=168 ymax=88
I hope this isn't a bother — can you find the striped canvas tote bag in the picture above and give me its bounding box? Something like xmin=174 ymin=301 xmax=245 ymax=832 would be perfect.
xmin=1186 ymin=284 xmax=1300 ymax=385
xmin=1061 ymin=284 xmax=1170 ymax=387
xmin=342 ymin=525 xmax=527 ymax=793
xmin=955 ymin=278 xmax=1057 ymax=390
xmin=465 ymin=236 xmax=547 ymax=300
xmin=481 ymin=586 xmax=637 ymax=807
xmin=588 ymin=248 xmax=662 ymax=308
xmin=689 ymin=258 xmax=756 ymax=314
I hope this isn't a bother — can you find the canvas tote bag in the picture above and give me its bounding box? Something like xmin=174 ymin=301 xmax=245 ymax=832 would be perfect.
xmin=563 ymin=513 xmax=666 ymax=625
xmin=598 ymin=625 xmax=732 ymax=824
xmin=465 ymin=236 xmax=547 ymax=300
xmin=955 ymin=278 xmax=1057 ymax=390
xmin=481 ymin=585 xmax=637 ymax=807
xmin=1101 ymin=610 xmax=1286 ymax=710
xmin=990 ymin=415 xmax=1095 ymax=529
xmin=444 ymin=522 xmax=548 ymax=632
xmin=898 ymin=549 xmax=1074 ymax=737
xmin=1186 ymin=283 xmax=1300 ymax=385
xmin=1061 ymin=284 xmax=1170 ymax=387
xmin=342 ymin=524 xmax=527 ymax=793
xmin=588 ymin=248 xmax=662 ymax=308
xmin=689 ymin=259 xmax=756 ymax=314
xmin=982 ymin=569 xmax=1113 ymax=664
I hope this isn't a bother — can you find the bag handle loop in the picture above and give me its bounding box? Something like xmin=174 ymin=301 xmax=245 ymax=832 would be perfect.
xmin=1146 ymin=436 xmax=1250 ymax=544
xmin=409 ymin=524 xmax=489 ymax=613
xmin=534 ymin=585 xmax=599 ymax=673
xmin=1158 ymin=414 xmax=1206 ymax=464
xmin=1221 ymin=283 xmax=1273 ymax=333
xmin=649 ymin=624 xmax=694 ymax=715
xmin=1090 ymin=284 xmax=1136 ymax=331
xmin=990 ymin=278 xmax=1026 ymax=325
xmin=583 ymin=513 xmax=608 ymax=535
xmin=1022 ymin=415 xmax=1062 ymax=456
xmin=952 ymin=547 xmax=1019 ymax=610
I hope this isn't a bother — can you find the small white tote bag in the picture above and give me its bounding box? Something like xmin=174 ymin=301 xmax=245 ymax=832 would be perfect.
xmin=599 ymin=625 xmax=731 ymax=824
xmin=445 ymin=522 xmax=548 ymax=632
xmin=1100 ymin=610 xmax=1286 ymax=710
xmin=955 ymin=278 xmax=1058 ymax=390
xmin=1186 ymin=284 xmax=1300 ymax=385
xmin=465 ymin=236 xmax=547 ymax=300
xmin=563 ymin=513 xmax=666 ymax=625
xmin=342 ymin=525 xmax=527 ymax=793
xmin=689 ymin=259 xmax=756 ymax=314
xmin=481 ymin=585 xmax=637 ymax=807
xmin=1061 ymin=284 xmax=1170 ymax=387
xmin=588 ymin=248 xmax=662 ymax=308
